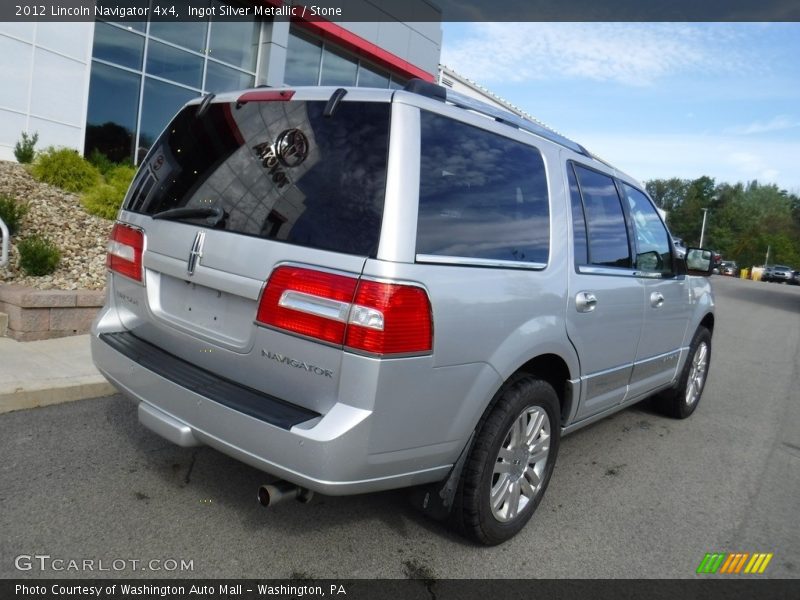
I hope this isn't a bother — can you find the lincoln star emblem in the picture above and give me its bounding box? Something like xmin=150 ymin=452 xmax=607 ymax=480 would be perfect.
xmin=187 ymin=231 xmax=205 ymax=276
xmin=275 ymin=128 xmax=309 ymax=168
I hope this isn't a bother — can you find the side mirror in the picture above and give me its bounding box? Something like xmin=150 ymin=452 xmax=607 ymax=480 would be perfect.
xmin=685 ymin=247 xmax=714 ymax=276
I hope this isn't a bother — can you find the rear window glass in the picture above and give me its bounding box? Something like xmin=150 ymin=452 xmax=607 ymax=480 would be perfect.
xmin=416 ymin=111 xmax=550 ymax=266
xmin=124 ymin=99 xmax=391 ymax=256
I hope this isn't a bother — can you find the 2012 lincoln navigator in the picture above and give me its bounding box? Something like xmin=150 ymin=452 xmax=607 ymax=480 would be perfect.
xmin=91 ymin=81 xmax=715 ymax=544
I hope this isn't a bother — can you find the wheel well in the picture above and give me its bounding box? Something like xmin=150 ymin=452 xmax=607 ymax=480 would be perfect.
xmin=700 ymin=313 xmax=715 ymax=334
xmin=516 ymin=354 xmax=572 ymax=425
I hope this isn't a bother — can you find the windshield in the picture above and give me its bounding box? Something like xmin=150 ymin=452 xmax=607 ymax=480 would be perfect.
xmin=123 ymin=99 xmax=391 ymax=257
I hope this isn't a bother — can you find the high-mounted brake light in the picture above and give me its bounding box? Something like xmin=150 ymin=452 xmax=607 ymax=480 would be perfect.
xmin=106 ymin=223 xmax=144 ymax=283
xmin=256 ymin=266 xmax=433 ymax=356
xmin=237 ymin=90 xmax=295 ymax=106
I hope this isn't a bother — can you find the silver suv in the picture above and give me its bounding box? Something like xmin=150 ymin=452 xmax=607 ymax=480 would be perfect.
xmin=91 ymin=82 xmax=715 ymax=544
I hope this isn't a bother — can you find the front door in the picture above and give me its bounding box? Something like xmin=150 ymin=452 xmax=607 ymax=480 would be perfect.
xmin=619 ymin=183 xmax=689 ymax=397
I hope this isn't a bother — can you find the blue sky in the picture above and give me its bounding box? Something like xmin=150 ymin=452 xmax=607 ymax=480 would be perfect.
xmin=440 ymin=23 xmax=800 ymax=193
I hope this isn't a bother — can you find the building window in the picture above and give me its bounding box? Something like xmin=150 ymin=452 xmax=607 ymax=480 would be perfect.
xmin=85 ymin=62 xmax=141 ymax=163
xmin=320 ymin=47 xmax=357 ymax=86
xmin=207 ymin=9 xmax=260 ymax=71
xmin=139 ymin=78 xmax=195 ymax=150
xmin=284 ymin=31 xmax=322 ymax=86
xmin=85 ymin=2 xmax=260 ymax=164
xmin=146 ymin=40 xmax=204 ymax=89
xmin=92 ymin=21 xmax=143 ymax=70
xmin=357 ymin=64 xmax=390 ymax=88
xmin=284 ymin=29 xmax=405 ymax=89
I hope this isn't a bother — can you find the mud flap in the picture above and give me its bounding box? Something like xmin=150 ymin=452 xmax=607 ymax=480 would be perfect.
xmin=409 ymin=432 xmax=475 ymax=521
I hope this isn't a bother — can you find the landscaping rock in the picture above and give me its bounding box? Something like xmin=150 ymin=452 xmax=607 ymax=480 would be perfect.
xmin=0 ymin=161 xmax=112 ymax=290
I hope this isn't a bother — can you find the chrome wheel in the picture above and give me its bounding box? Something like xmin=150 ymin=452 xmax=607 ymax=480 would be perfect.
xmin=685 ymin=341 xmax=709 ymax=407
xmin=490 ymin=406 xmax=551 ymax=523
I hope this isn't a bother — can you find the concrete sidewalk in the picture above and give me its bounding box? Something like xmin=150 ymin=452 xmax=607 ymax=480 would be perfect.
xmin=0 ymin=334 xmax=115 ymax=414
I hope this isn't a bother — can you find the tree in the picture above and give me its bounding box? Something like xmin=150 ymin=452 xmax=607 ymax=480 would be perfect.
xmin=644 ymin=177 xmax=800 ymax=268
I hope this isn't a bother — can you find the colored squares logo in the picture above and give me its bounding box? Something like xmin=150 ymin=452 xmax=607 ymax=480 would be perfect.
xmin=697 ymin=552 xmax=773 ymax=574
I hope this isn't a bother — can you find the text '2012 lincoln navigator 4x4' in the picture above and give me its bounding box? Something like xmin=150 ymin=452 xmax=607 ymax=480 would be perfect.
xmin=91 ymin=81 xmax=715 ymax=545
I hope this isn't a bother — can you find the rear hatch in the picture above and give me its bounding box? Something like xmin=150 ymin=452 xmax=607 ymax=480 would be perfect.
xmin=109 ymin=88 xmax=393 ymax=414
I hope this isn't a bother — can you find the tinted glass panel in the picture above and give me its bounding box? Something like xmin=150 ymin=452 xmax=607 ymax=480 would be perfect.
xmin=205 ymin=61 xmax=254 ymax=93
xmin=85 ymin=62 xmax=140 ymax=162
xmin=149 ymin=19 xmax=209 ymax=54
xmin=110 ymin=21 xmax=146 ymax=32
xmin=146 ymin=40 xmax=203 ymax=88
xmin=320 ymin=47 xmax=357 ymax=86
xmin=573 ymin=165 xmax=631 ymax=268
xmin=139 ymin=77 xmax=197 ymax=154
xmin=284 ymin=32 xmax=321 ymax=85
xmin=125 ymin=101 xmax=391 ymax=257
xmin=92 ymin=21 xmax=144 ymax=70
xmin=207 ymin=5 xmax=259 ymax=71
xmin=622 ymin=183 xmax=673 ymax=274
xmin=357 ymin=64 xmax=390 ymax=88
xmin=417 ymin=112 xmax=550 ymax=265
xmin=568 ymin=163 xmax=588 ymax=265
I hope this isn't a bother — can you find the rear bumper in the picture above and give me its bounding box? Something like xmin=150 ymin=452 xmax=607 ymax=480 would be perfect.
xmin=90 ymin=323 xmax=453 ymax=495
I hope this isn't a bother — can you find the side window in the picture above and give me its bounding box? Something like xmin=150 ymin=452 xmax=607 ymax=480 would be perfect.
xmin=572 ymin=165 xmax=632 ymax=269
xmin=416 ymin=112 xmax=550 ymax=265
xmin=567 ymin=163 xmax=588 ymax=265
xmin=621 ymin=183 xmax=673 ymax=274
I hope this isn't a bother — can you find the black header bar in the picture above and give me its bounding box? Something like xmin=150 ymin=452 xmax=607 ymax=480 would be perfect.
xmin=2 ymin=0 xmax=799 ymax=23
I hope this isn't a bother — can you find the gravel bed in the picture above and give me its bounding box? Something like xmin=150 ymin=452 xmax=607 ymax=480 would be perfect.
xmin=0 ymin=161 xmax=113 ymax=290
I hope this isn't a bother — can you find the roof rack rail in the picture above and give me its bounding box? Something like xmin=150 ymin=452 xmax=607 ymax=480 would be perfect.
xmin=402 ymin=78 xmax=590 ymax=157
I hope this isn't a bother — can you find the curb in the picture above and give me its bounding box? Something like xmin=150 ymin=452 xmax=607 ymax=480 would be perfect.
xmin=0 ymin=378 xmax=117 ymax=415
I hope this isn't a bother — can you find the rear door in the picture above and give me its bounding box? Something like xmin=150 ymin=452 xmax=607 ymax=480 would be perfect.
xmin=112 ymin=89 xmax=393 ymax=414
xmin=565 ymin=161 xmax=644 ymax=421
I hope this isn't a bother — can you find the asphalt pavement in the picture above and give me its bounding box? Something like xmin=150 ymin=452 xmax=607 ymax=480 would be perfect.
xmin=0 ymin=276 xmax=797 ymax=579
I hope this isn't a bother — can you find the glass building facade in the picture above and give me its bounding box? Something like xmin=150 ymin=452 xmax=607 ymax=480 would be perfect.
xmin=85 ymin=3 xmax=260 ymax=163
xmin=284 ymin=30 xmax=405 ymax=90
xmin=86 ymin=19 xmax=409 ymax=165
xmin=0 ymin=7 xmax=439 ymax=163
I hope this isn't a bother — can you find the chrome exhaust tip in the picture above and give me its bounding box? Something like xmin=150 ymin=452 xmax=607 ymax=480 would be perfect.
xmin=257 ymin=481 xmax=313 ymax=507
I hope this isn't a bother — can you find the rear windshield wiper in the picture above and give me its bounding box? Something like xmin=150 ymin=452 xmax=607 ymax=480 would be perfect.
xmin=152 ymin=206 xmax=226 ymax=227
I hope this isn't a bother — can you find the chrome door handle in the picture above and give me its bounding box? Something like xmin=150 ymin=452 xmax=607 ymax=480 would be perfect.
xmin=650 ymin=292 xmax=665 ymax=308
xmin=576 ymin=292 xmax=598 ymax=313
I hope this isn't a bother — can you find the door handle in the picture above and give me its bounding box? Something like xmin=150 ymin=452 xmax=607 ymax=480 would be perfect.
xmin=576 ymin=292 xmax=598 ymax=313
xmin=650 ymin=291 xmax=665 ymax=308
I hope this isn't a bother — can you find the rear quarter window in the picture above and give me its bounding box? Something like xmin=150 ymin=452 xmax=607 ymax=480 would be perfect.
xmin=416 ymin=112 xmax=550 ymax=266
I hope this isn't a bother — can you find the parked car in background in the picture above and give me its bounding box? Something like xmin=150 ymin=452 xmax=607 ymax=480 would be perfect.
xmin=790 ymin=270 xmax=800 ymax=286
xmin=764 ymin=265 xmax=795 ymax=283
xmin=720 ymin=261 xmax=738 ymax=277
xmin=761 ymin=266 xmax=774 ymax=282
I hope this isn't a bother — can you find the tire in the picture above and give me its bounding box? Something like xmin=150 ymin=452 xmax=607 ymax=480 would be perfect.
xmin=656 ymin=327 xmax=711 ymax=419
xmin=450 ymin=376 xmax=560 ymax=545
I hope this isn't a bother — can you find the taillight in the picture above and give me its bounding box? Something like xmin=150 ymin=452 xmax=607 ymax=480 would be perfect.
xmin=256 ymin=266 xmax=433 ymax=356
xmin=106 ymin=223 xmax=144 ymax=283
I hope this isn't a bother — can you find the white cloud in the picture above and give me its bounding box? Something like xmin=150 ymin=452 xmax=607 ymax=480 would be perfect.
xmin=576 ymin=133 xmax=800 ymax=191
xmin=442 ymin=23 xmax=748 ymax=87
xmin=724 ymin=115 xmax=800 ymax=135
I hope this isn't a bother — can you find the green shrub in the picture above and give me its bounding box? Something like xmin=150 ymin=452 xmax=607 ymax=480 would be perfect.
xmin=87 ymin=148 xmax=133 ymax=177
xmin=18 ymin=235 xmax=61 ymax=276
xmin=30 ymin=147 xmax=101 ymax=193
xmin=87 ymin=148 xmax=116 ymax=176
xmin=0 ymin=195 xmax=29 ymax=235
xmin=14 ymin=131 xmax=38 ymax=164
xmin=81 ymin=164 xmax=136 ymax=219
